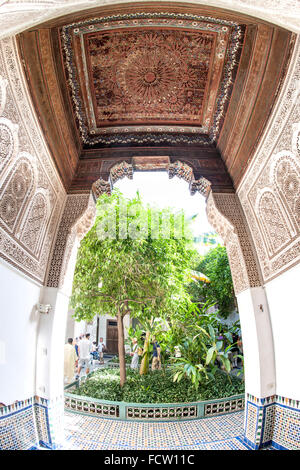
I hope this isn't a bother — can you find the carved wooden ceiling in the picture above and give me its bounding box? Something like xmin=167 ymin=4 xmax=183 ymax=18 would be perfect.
xmin=17 ymin=2 xmax=295 ymax=193
xmin=62 ymin=16 xmax=240 ymax=144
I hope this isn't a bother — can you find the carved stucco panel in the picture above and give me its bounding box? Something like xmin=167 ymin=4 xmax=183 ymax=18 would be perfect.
xmin=58 ymin=194 xmax=96 ymax=289
xmin=0 ymin=156 xmax=35 ymax=232
xmin=46 ymin=193 xmax=93 ymax=288
xmin=0 ymin=37 xmax=65 ymax=283
xmin=206 ymin=192 xmax=252 ymax=295
xmin=19 ymin=190 xmax=51 ymax=256
xmin=273 ymin=152 xmax=300 ymax=233
xmin=0 ymin=117 xmax=18 ymax=174
xmin=238 ymin=37 xmax=300 ymax=283
xmin=0 ymin=75 xmax=8 ymax=116
xmin=256 ymin=188 xmax=294 ymax=257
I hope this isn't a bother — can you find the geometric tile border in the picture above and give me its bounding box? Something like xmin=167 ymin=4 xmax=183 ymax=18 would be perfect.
xmin=2 ymin=393 xmax=298 ymax=449
xmin=0 ymin=395 xmax=62 ymax=450
xmin=0 ymin=398 xmax=38 ymax=450
xmin=244 ymin=394 xmax=300 ymax=450
xmin=0 ymin=396 xmax=51 ymax=450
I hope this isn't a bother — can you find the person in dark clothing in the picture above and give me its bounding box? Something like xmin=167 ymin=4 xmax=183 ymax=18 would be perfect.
xmin=151 ymin=336 xmax=161 ymax=371
xmin=231 ymin=333 xmax=240 ymax=368
xmin=74 ymin=337 xmax=79 ymax=357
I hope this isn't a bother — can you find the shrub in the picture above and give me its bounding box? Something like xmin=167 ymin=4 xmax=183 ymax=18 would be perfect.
xmin=72 ymin=368 xmax=244 ymax=404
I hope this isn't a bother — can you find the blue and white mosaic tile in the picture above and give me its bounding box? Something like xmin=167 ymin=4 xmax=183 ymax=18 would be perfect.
xmin=244 ymin=394 xmax=300 ymax=450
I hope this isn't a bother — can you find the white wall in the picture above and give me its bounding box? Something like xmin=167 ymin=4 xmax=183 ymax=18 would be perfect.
xmin=74 ymin=319 xmax=86 ymax=339
xmin=65 ymin=309 xmax=75 ymax=342
xmin=35 ymin=287 xmax=69 ymax=400
xmin=265 ymin=263 xmax=300 ymax=400
xmin=64 ymin=308 xmax=85 ymax=342
xmin=0 ymin=259 xmax=41 ymax=404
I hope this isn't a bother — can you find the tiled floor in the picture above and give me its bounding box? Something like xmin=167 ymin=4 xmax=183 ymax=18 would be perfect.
xmin=64 ymin=410 xmax=251 ymax=450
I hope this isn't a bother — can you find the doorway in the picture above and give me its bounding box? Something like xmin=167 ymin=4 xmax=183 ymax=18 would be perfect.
xmin=106 ymin=319 xmax=118 ymax=354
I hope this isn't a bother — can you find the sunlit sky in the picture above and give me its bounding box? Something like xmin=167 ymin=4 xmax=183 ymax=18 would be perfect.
xmin=114 ymin=171 xmax=222 ymax=254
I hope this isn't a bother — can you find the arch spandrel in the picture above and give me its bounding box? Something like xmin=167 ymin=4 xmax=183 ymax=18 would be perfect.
xmin=206 ymin=191 xmax=262 ymax=295
xmin=57 ymin=194 xmax=96 ymax=290
xmin=257 ymin=189 xmax=293 ymax=257
xmin=19 ymin=191 xmax=50 ymax=256
xmin=45 ymin=193 xmax=91 ymax=288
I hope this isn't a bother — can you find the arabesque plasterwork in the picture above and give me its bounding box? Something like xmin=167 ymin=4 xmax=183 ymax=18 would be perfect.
xmin=57 ymin=193 xmax=96 ymax=289
xmin=206 ymin=192 xmax=262 ymax=295
xmin=237 ymin=35 xmax=300 ymax=283
xmin=46 ymin=193 xmax=91 ymax=287
xmin=0 ymin=36 xmax=66 ymax=284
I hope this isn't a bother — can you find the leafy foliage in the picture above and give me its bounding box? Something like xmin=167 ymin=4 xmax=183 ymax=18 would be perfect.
xmin=189 ymin=245 xmax=236 ymax=318
xmin=123 ymin=301 xmax=243 ymax=390
xmin=70 ymin=190 xmax=198 ymax=385
xmin=71 ymin=190 xmax=196 ymax=321
xmin=72 ymin=368 xmax=244 ymax=403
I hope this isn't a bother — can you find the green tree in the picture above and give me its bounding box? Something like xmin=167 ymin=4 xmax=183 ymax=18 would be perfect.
xmin=70 ymin=191 xmax=197 ymax=387
xmin=189 ymin=245 xmax=236 ymax=318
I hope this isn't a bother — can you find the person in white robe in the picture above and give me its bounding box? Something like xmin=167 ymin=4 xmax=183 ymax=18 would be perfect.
xmin=64 ymin=338 xmax=77 ymax=384
xmin=130 ymin=338 xmax=139 ymax=370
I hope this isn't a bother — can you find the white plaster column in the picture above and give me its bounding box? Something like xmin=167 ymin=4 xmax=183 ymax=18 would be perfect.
xmin=236 ymin=286 xmax=276 ymax=398
xmin=35 ymin=237 xmax=80 ymax=447
xmin=65 ymin=309 xmax=76 ymax=342
xmin=264 ymin=263 xmax=300 ymax=401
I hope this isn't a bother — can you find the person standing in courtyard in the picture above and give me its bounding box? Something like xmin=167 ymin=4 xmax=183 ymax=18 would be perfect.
xmin=237 ymin=335 xmax=243 ymax=368
xmin=230 ymin=333 xmax=239 ymax=368
xmin=91 ymin=341 xmax=99 ymax=364
xmin=151 ymin=336 xmax=161 ymax=371
xmin=74 ymin=337 xmax=79 ymax=358
xmin=64 ymin=338 xmax=77 ymax=384
xmin=98 ymin=337 xmax=106 ymax=365
xmin=130 ymin=337 xmax=139 ymax=370
xmin=77 ymin=333 xmax=92 ymax=378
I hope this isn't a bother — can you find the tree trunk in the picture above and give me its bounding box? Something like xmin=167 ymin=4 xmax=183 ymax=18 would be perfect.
xmin=117 ymin=312 xmax=126 ymax=387
xmin=140 ymin=330 xmax=150 ymax=375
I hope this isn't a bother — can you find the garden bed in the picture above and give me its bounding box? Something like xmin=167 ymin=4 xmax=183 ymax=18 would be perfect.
xmin=64 ymin=367 xmax=245 ymax=421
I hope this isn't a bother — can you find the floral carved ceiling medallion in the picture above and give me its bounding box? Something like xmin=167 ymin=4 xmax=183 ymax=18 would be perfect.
xmin=62 ymin=13 xmax=245 ymax=146
xmin=87 ymin=29 xmax=214 ymax=124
